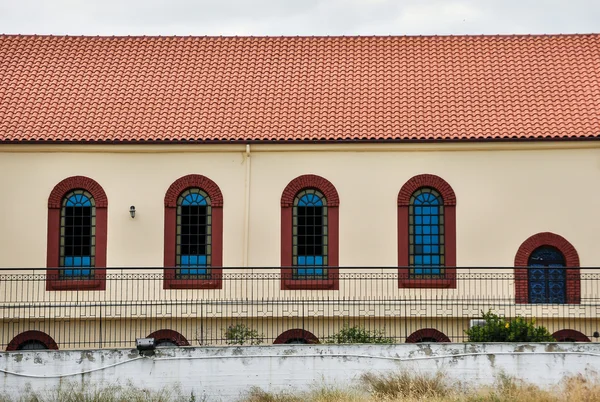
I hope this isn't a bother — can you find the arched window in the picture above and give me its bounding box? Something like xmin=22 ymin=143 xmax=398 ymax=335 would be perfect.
xmin=405 ymin=328 xmax=451 ymax=343
xmin=409 ymin=188 xmax=444 ymax=276
xmin=514 ymin=232 xmax=580 ymax=304
xmin=6 ymin=330 xmax=59 ymax=351
xmin=60 ymin=190 xmax=96 ymax=277
xmin=177 ymin=188 xmax=212 ymax=276
xmin=552 ymin=329 xmax=590 ymax=342
xmin=147 ymin=329 xmax=190 ymax=346
xmin=281 ymin=175 xmax=339 ymax=290
xmin=273 ymin=329 xmax=319 ymax=344
xmin=293 ymin=189 xmax=328 ymax=276
xmin=164 ymin=175 xmax=223 ymax=290
xmin=47 ymin=176 xmax=108 ymax=291
xmin=398 ymin=175 xmax=456 ymax=289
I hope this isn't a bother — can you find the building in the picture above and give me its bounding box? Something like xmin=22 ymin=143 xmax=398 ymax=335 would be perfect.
xmin=0 ymin=34 xmax=599 ymax=350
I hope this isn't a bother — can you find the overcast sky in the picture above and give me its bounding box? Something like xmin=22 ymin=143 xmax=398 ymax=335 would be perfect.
xmin=0 ymin=0 xmax=599 ymax=36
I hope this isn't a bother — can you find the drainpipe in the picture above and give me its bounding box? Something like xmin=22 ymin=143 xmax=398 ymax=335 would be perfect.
xmin=243 ymin=144 xmax=251 ymax=268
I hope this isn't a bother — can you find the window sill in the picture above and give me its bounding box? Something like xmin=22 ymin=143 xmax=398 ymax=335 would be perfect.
xmin=398 ymin=278 xmax=456 ymax=289
xmin=46 ymin=278 xmax=106 ymax=291
xmin=282 ymin=279 xmax=337 ymax=290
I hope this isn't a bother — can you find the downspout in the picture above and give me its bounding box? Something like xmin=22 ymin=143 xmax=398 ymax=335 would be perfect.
xmin=243 ymin=144 xmax=251 ymax=268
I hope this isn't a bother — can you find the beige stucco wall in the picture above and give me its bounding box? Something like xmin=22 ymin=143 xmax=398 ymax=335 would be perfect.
xmin=1 ymin=141 xmax=600 ymax=270
xmin=1 ymin=142 xmax=600 ymax=344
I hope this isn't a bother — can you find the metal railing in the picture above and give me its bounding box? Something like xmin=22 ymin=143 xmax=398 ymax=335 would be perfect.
xmin=0 ymin=267 xmax=598 ymax=350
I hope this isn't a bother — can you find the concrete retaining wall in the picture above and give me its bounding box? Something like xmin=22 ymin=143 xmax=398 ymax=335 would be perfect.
xmin=1 ymin=343 xmax=599 ymax=401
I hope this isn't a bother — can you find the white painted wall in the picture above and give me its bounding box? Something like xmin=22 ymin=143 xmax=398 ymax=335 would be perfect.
xmin=1 ymin=343 xmax=599 ymax=401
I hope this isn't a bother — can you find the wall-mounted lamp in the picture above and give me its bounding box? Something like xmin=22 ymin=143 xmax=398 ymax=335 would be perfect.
xmin=129 ymin=206 xmax=136 ymax=219
xmin=593 ymin=331 xmax=599 ymax=339
xmin=136 ymin=337 xmax=155 ymax=356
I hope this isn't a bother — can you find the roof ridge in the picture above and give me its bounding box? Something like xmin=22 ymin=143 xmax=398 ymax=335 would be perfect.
xmin=1 ymin=33 xmax=599 ymax=39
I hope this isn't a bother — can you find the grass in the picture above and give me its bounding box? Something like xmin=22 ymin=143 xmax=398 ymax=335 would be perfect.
xmin=240 ymin=372 xmax=600 ymax=402
xmin=1 ymin=373 xmax=599 ymax=402
xmin=0 ymin=380 xmax=201 ymax=402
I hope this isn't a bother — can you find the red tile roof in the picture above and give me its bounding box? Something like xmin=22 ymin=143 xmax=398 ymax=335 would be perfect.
xmin=0 ymin=34 xmax=599 ymax=144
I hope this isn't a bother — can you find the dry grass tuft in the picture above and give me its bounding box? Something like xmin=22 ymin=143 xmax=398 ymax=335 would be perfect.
xmin=240 ymin=372 xmax=600 ymax=402
xmin=361 ymin=371 xmax=450 ymax=400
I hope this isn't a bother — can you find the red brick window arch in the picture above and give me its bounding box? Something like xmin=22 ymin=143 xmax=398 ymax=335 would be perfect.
xmin=6 ymin=330 xmax=59 ymax=351
xmin=47 ymin=176 xmax=108 ymax=291
xmin=405 ymin=328 xmax=451 ymax=343
xmin=147 ymin=329 xmax=190 ymax=346
xmin=398 ymin=174 xmax=456 ymax=289
xmin=273 ymin=329 xmax=319 ymax=344
xmin=281 ymin=175 xmax=339 ymax=290
xmin=514 ymin=232 xmax=580 ymax=304
xmin=164 ymin=174 xmax=223 ymax=290
xmin=552 ymin=329 xmax=590 ymax=342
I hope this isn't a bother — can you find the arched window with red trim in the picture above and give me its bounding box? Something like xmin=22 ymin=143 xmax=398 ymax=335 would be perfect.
xmin=164 ymin=175 xmax=223 ymax=290
xmin=398 ymin=174 xmax=456 ymax=288
xmin=6 ymin=330 xmax=59 ymax=351
xmin=281 ymin=175 xmax=339 ymax=290
xmin=147 ymin=329 xmax=190 ymax=346
xmin=405 ymin=328 xmax=451 ymax=343
xmin=514 ymin=232 xmax=580 ymax=304
xmin=47 ymin=176 xmax=108 ymax=291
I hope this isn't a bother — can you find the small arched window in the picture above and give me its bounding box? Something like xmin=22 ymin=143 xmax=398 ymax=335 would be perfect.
xmin=176 ymin=188 xmax=212 ymax=277
xmin=60 ymin=190 xmax=96 ymax=277
xmin=409 ymin=188 xmax=444 ymax=276
xmin=293 ymin=189 xmax=328 ymax=277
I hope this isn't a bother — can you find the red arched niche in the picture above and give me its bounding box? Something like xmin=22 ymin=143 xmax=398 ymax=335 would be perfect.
xmin=47 ymin=176 xmax=108 ymax=291
xmin=147 ymin=329 xmax=190 ymax=346
xmin=163 ymin=174 xmax=224 ymax=290
xmin=6 ymin=330 xmax=59 ymax=351
xmin=273 ymin=329 xmax=319 ymax=344
xmin=398 ymin=174 xmax=457 ymax=289
xmin=406 ymin=328 xmax=451 ymax=343
xmin=514 ymin=232 xmax=580 ymax=304
xmin=280 ymin=175 xmax=339 ymax=290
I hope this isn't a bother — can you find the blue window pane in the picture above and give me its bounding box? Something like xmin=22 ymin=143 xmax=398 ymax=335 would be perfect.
xmin=180 ymin=255 xmax=208 ymax=275
xmin=431 ymin=216 xmax=438 ymax=224
xmin=423 ymin=226 xmax=431 ymax=234
xmin=414 ymin=268 xmax=423 ymax=275
xmin=431 ymin=226 xmax=439 ymax=235
xmin=422 ymin=216 xmax=431 ymax=224
xmin=182 ymin=193 xmax=208 ymax=206
xmin=431 ymin=246 xmax=439 ymax=254
xmin=423 ymin=236 xmax=431 ymax=244
xmin=423 ymin=245 xmax=431 ymax=253
xmin=415 ymin=216 xmax=422 ymax=224
xmin=416 ymin=226 xmax=422 ymax=234
xmin=423 ymin=255 xmax=431 ymax=264
xmin=415 ymin=256 xmax=423 ymax=264
xmin=66 ymin=194 xmax=92 ymax=207
xmin=297 ymin=255 xmax=324 ymax=266
xmin=414 ymin=206 xmax=422 ymax=214
xmin=432 ymin=255 xmax=440 ymax=264
xmin=415 ymin=235 xmax=422 ymax=245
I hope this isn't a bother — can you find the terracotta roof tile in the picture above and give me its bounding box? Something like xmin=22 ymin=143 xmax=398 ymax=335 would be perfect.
xmin=0 ymin=34 xmax=599 ymax=143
